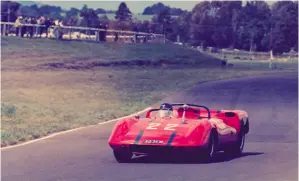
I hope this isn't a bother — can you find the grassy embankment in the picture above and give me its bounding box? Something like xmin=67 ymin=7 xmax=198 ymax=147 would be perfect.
xmin=1 ymin=37 xmax=297 ymax=147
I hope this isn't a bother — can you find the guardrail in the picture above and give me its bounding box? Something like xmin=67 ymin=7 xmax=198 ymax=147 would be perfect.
xmin=0 ymin=22 xmax=166 ymax=43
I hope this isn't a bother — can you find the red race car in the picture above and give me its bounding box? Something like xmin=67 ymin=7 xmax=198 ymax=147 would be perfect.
xmin=108 ymin=103 xmax=249 ymax=163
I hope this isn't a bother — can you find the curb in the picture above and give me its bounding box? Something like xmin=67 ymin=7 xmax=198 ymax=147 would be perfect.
xmin=1 ymin=107 xmax=152 ymax=151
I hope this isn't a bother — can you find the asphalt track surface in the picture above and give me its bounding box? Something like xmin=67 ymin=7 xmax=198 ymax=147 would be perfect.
xmin=2 ymin=72 xmax=298 ymax=181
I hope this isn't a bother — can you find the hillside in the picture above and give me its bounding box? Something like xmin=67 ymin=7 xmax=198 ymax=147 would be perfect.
xmin=1 ymin=37 xmax=222 ymax=70
xmin=1 ymin=36 xmax=295 ymax=147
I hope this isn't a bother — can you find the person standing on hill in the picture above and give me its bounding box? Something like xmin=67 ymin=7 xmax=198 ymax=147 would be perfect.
xmin=30 ymin=17 xmax=37 ymax=38
xmin=99 ymin=24 xmax=104 ymax=41
xmin=39 ymin=16 xmax=45 ymax=37
xmin=21 ymin=17 xmax=29 ymax=37
xmin=27 ymin=17 xmax=36 ymax=38
xmin=44 ymin=18 xmax=52 ymax=38
xmin=14 ymin=16 xmax=23 ymax=36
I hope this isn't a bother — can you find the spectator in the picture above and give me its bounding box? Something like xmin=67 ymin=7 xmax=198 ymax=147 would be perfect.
xmin=39 ymin=16 xmax=45 ymax=37
xmin=54 ymin=19 xmax=59 ymax=26
xmin=58 ymin=20 xmax=64 ymax=39
xmin=53 ymin=19 xmax=64 ymax=39
xmin=99 ymin=24 xmax=104 ymax=42
xmin=114 ymin=32 xmax=119 ymax=42
xmin=44 ymin=18 xmax=52 ymax=38
xmin=35 ymin=17 xmax=40 ymax=37
xmin=133 ymin=26 xmax=139 ymax=43
xmin=30 ymin=17 xmax=37 ymax=38
xmin=14 ymin=16 xmax=23 ymax=36
xmin=99 ymin=24 xmax=108 ymax=42
xmin=22 ymin=17 xmax=28 ymax=37
xmin=26 ymin=17 xmax=34 ymax=38
xmin=143 ymin=36 xmax=147 ymax=43
xmin=36 ymin=17 xmax=42 ymax=37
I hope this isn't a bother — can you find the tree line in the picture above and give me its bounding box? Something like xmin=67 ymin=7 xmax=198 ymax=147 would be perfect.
xmin=1 ymin=1 xmax=298 ymax=54
xmin=160 ymin=1 xmax=298 ymax=54
xmin=142 ymin=2 xmax=185 ymax=16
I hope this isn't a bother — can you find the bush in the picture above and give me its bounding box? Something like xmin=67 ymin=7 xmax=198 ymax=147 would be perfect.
xmin=1 ymin=103 xmax=16 ymax=117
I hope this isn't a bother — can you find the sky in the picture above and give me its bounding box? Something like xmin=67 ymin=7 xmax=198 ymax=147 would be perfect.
xmin=23 ymin=1 xmax=199 ymax=13
xmin=23 ymin=1 xmax=276 ymax=14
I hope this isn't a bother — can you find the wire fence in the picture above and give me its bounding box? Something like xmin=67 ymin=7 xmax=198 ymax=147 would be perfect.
xmin=0 ymin=22 xmax=166 ymax=44
xmin=193 ymin=46 xmax=298 ymax=61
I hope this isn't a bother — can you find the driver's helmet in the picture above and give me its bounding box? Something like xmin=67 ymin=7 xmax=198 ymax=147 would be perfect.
xmin=159 ymin=103 xmax=173 ymax=118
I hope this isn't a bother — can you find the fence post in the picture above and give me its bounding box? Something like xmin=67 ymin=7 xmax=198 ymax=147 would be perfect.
xmin=69 ymin=28 xmax=71 ymax=40
xmin=176 ymin=35 xmax=180 ymax=43
xmin=269 ymin=50 xmax=274 ymax=69
xmin=96 ymin=30 xmax=99 ymax=41
xmin=19 ymin=25 xmax=22 ymax=37
xmin=3 ymin=24 xmax=7 ymax=36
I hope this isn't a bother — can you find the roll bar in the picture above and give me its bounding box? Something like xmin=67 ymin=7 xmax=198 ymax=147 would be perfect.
xmin=171 ymin=103 xmax=211 ymax=119
xmin=145 ymin=103 xmax=211 ymax=119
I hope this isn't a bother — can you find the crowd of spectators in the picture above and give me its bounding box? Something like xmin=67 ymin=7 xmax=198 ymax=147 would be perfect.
xmin=0 ymin=16 xmax=152 ymax=43
xmin=14 ymin=16 xmax=58 ymax=38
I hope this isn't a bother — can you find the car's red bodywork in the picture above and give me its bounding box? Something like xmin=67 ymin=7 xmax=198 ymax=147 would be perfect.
xmin=108 ymin=103 xmax=249 ymax=161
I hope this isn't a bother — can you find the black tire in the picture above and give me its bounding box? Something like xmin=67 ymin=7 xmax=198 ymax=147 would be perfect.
xmin=202 ymin=129 xmax=218 ymax=162
xmin=244 ymin=118 xmax=249 ymax=134
xmin=113 ymin=150 xmax=132 ymax=163
xmin=224 ymin=125 xmax=245 ymax=156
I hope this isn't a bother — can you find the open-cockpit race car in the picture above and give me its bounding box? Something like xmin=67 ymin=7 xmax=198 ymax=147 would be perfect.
xmin=108 ymin=103 xmax=249 ymax=163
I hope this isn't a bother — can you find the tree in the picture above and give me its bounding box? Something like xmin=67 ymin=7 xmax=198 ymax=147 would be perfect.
xmin=235 ymin=1 xmax=271 ymax=51
xmin=38 ymin=5 xmax=63 ymax=19
xmin=134 ymin=20 xmax=150 ymax=33
xmin=174 ymin=11 xmax=192 ymax=43
xmin=190 ymin=1 xmax=215 ymax=47
xmin=142 ymin=2 xmax=184 ymax=16
xmin=143 ymin=7 xmax=154 ymax=15
xmin=1 ymin=1 xmax=21 ymax=22
xmin=79 ymin=5 xmax=100 ymax=28
xmin=170 ymin=8 xmax=184 ymax=16
xmin=115 ymin=2 xmax=132 ymax=21
xmin=18 ymin=4 xmax=39 ymax=17
xmin=64 ymin=8 xmax=80 ymax=26
xmin=151 ymin=7 xmax=173 ymax=38
xmin=143 ymin=2 xmax=166 ymax=15
xmin=95 ymin=8 xmax=106 ymax=14
xmin=271 ymin=1 xmax=298 ymax=54
xmin=66 ymin=7 xmax=80 ymax=18
xmin=157 ymin=8 xmax=172 ymax=34
xmin=211 ymin=1 xmax=242 ymax=48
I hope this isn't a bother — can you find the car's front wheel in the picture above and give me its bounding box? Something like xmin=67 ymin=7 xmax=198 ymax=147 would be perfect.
xmin=113 ymin=150 xmax=132 ymax=163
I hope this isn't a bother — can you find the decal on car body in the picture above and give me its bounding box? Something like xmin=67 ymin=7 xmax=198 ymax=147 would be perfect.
xmin=134 ymin=130 xmax=144 ymax=144
xmin=166 ymin=131 xmax=177 ymax=146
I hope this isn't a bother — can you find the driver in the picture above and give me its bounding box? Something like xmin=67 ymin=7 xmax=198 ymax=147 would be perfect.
xmin=159 ymin=103 xmax=173 ymax=118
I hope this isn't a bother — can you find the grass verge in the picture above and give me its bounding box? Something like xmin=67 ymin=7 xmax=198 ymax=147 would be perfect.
xmin=1 ymin=37 xmax=297 ymax=147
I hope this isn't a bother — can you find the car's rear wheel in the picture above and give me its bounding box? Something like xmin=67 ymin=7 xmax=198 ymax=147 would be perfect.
xmin=202 ymin=130 xmax=218 ymax=162
xmin=244 ymin=118 xmax=249 ymax=134
xmin=113 ymin=150 xmax=132 ymax=163
xmin=224 ymin=125 xmax=245 ymax=156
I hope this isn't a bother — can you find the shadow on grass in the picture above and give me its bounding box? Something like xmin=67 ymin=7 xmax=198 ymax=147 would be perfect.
xmin=128 ymin=152 xmax=264 ymax=164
